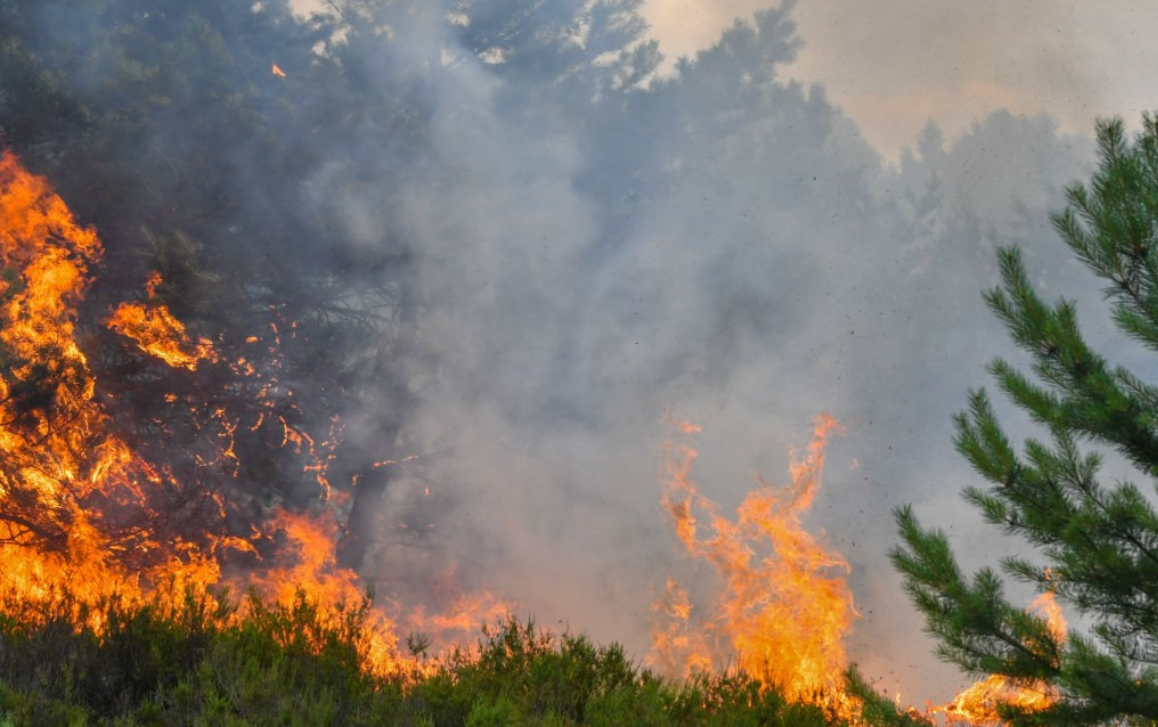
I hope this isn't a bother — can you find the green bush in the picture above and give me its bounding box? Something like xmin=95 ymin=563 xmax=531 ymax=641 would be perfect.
xmin=0 ymin=588 xmax=881 ymax=727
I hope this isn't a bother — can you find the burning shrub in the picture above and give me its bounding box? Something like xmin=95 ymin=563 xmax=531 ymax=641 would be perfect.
xmin=0 ymin=147 xmax=495 ymax=684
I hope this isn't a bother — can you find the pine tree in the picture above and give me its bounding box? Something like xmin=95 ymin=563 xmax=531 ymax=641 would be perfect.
xmin=893 ymin=115 xmax=1158 ymax=726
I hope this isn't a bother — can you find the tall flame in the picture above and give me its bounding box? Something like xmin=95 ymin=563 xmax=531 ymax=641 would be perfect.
xmin=0 ymin=149 xmax=220 ymax=616
xmin=652 ymin=414 xmax=857 ymax=714
xmin=652 ymin=413 xmax=1070 ymax=727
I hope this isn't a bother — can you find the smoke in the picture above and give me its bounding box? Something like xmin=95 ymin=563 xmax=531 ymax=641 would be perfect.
xmin=302 ymin=0 xmax=1099 ymax=702
xmin=2 ymin=0 xmax=1119 ymax=705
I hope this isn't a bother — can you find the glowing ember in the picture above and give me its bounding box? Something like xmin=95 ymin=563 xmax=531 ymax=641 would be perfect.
xmin=651 ymin=414 xmax=857 ymax=715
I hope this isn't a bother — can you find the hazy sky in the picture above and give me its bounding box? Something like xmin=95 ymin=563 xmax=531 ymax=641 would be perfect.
xmin=286 ymin=0 xmax=1158 ymax=157
xmin=643 ymin=0 xmax=1158 ymax=158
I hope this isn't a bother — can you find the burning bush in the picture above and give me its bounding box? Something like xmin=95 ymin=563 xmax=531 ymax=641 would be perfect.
xmin=0 ymin=150 xmax=508 ymax=680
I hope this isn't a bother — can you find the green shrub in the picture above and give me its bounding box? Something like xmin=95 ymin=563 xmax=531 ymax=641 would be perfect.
xmin=0 ymin=588 xmax=879 ymax=727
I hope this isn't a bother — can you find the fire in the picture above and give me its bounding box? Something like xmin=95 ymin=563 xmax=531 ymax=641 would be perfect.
xmin=650 ymin=577 xmax=713 ymax=677
xmin=247 ymin=509 xmax=419 ymax=675
xmin=107 ymin=271 xmax=219 ymax=370
xmin=407 ymin=591 xmax=509 ymax=636
xmin=0 ymin=151 xmax=502 ymax=674
xmin=652 ymin=414 xmax=857 ymax=714
xmin=0 ymin=149 xmax=219 ymax=613
xmin=936 ymin=591 xmax=1067 ymax=724
xmin=651 ymin=413 xmax=1071 ymax=726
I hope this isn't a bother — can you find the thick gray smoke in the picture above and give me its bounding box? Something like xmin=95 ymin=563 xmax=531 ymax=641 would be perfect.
xmin=301 ymin=1 xmax=1101 ymax=703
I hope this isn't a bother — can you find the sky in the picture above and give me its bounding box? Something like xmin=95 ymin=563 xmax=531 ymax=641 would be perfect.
xmin=290 ymin=0 xmax=1158 ymax=156
xmin=643 ymin=0 xmax=1158 ymax=158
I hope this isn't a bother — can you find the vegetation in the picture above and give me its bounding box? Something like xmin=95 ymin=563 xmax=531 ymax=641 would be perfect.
xmin=0 ymin=588 xmax=845 ymax=727
xmin=894 ymin=116 xmax=1158 ymax=726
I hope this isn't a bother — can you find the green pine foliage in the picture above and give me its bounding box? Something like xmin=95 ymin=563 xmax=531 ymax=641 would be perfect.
xmin=893 ymin=116 xmax=1158 ymax=726
xmin=0 ymin=587 xmax=851 ymax=727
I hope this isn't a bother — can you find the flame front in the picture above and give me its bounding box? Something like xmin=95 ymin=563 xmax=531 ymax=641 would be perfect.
xmin=0 ymin=150 xmax=220 ymax=615
xmin=652 ymin=414 xmax=857 ymax=714
xmin=0 ymin=151 xmax=503 ymax=673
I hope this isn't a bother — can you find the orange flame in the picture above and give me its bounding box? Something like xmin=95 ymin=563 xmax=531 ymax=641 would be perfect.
xmin=650 ymin=576 xmax=713 ymax=677
xmin=244 ymin=509 xmax=420 ymax=676
xmin=407 ymin=591 xmax=510 ymax=636
xmin=0 ymin=150 xmax=222 ymax=622
xmin=107 ymin=271 xmax=219 ymax=370
xmin=652 ymin=414 xmax=857 ymax=715
xmin=651 ymin=415 xmax=1070 ymax=726
xmin=0 ymin=151 xmax=505 ymax=675
xmin=936 ymin=591 xmax=1067 ymax=724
